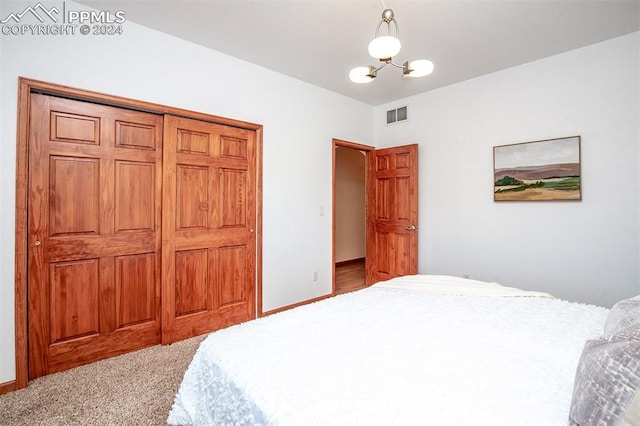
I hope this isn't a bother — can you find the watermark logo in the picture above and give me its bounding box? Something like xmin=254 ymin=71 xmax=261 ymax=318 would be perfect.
xmin=1 ymin=2 xmax=126 ymax=36
xmin=1 ymin=2 xmax=59 ymax=23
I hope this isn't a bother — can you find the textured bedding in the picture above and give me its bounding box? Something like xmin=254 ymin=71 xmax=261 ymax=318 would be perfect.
xmin=168 ymin=275 xmax=608 ymax=426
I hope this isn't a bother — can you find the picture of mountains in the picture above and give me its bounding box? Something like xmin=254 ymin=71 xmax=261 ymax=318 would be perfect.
xmin=494 ymin=162 xmax=580 ymax=182
xmin=493 ymin=136 xmax=581 ymax=201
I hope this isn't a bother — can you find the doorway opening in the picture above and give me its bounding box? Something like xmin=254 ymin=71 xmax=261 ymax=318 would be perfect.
xmin=332 ymin=139 xmax=374 ymax=295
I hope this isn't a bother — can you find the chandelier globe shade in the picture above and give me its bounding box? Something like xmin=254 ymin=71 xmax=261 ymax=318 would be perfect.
xmin=349 ymin=66 xmax=376 ymax=84
xmin=404 ymin=59 xmax=434 ymax=78
xmin=368 ymin=35 xmax=401 ymax=61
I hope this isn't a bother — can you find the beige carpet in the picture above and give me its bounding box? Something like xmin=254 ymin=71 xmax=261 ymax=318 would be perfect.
xmin=0 ymin=335 xmax=206 ymax=425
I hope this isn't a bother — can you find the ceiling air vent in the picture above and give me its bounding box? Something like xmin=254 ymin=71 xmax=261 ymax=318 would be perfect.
xmin=386 ymin=106 xmax=408 ymax=125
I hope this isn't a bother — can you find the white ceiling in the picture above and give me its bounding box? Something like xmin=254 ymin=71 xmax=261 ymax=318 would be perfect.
xmin=78 ymin=0 xmax=640 ymax=106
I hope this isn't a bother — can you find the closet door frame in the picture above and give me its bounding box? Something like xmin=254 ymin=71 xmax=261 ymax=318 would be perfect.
xmin=13 ymin=77 xmax=263 ymax=389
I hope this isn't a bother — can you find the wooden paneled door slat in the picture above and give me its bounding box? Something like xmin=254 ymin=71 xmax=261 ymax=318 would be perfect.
xmin=161 ymin=115 xmax=256 ymax=344
xmin=27 ymin=94 xmax=163 ymax=379
xmin=366 ymin=144 xmax=419 ymax=284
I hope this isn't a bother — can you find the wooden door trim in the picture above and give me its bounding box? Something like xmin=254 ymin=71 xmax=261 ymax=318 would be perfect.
xmin=332 ymin=139 xmax=374 ymax=295
xmin=14 ymin=77 xmax=263 ymax=389
xmin=255 ymin=127 xmax=264 ymax=317
xmin=22 ymin=79 xmax=261 ymax=131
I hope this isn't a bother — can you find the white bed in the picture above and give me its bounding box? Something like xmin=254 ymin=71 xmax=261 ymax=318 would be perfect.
xmin=167 ymin=275 xmax=639 ymax=426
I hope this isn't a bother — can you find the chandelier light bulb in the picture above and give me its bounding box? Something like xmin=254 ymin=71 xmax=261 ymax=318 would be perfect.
xmin=368 ymin=36 xmax=401 ymax=61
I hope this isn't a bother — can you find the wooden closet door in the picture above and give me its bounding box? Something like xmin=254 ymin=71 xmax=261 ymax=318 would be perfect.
xmin=162 ymin=115 xmax=256 ymax=343
xmin=27 ymin=94 xmax=163 ymax=379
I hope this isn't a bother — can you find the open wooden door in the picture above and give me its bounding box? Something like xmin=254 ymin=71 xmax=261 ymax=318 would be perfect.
xmin=366 ymin=144 xmax=419 ymax=284
xmin=161 ymin=115 xmax=256 ymax=344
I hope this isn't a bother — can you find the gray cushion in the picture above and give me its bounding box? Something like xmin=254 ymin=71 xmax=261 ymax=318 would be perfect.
xmin=605 ymin=296 xmax=640 ymax=335
xmin=569 ymin=326 xmax=640 ymax=426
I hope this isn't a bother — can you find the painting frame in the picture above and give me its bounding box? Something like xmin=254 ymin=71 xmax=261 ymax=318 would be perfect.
xmin=493 ymin=136 xmax=581 ymax=202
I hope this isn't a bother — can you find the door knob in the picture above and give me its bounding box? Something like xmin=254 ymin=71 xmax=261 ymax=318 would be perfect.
xmin=405 ymin=225 xmax=418 ymax=231
xmin=34 ymin=240 xmax=41 ymax=246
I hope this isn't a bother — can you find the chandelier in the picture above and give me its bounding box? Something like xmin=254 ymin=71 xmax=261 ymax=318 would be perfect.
xmin=349 ymin=7 xmax=434 ymax=83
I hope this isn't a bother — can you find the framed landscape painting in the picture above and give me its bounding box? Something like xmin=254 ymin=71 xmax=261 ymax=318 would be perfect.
xmin=494 ymin=136 xmax=581 ymax=201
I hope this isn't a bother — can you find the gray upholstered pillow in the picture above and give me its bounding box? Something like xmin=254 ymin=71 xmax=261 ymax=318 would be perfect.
xmin=569 ymin=327 xmax=640 ymax=426
xmin=605 ymin=296 xmax=640 ymax=335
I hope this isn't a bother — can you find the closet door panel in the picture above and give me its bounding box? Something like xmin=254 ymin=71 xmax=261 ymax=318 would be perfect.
xmin=28 ymin=94 xmax=162 ymax=379
xmin=162 ymin=115 xmax=256 ymax=344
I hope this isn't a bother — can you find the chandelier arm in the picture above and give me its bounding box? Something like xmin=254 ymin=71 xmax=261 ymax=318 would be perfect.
xmin=373 ymin=62 xmax=389 ymax=73
xmin=375 ymin=17 xmax=400 ymax=38
xmin=374 ymin=20 xmax=384 ymax=38
xmin=387 ymin=61 xmax=405 ymax=69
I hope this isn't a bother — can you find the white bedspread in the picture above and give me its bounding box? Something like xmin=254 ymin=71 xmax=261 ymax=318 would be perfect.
xmin=168 ymin=275 xmax=607 ymax=426
xmin=373 ymin=274 xmax=555 ymax=298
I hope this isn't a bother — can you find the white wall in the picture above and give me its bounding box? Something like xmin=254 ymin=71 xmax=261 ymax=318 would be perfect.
xmin=375 ymin=32 xmax=640 ymax=308
xmin=0 ymin=1 xmax=373 ymax=384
